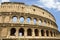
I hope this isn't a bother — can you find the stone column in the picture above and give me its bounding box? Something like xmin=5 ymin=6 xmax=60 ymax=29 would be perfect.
xmin=51 ymin=23 xmax=53 ymax=28
xmin=36 ymin=18 xmax=39 ymax=25
xmin=50 ymin=22 xmax=51 ymax=27
xmin=46 ymin=22 xmax=48 ymax=26
xmin=9 ymin=16 xmax=12 ymax=23
xmin=32 ymin=28 xmax=35 ymax=37
xmin=39 ymin=29 xmax=41 ymax=37
xmin=17 ymin=16 xmax=19 ymax=23
xmin=0 ymin=27 xmax=2 ymax=38
xmin=7 ymin=27 xmax=10 ymax=38
xmin=30 ymin=17 xmax=34 ymax=25
xmin=49 ymin=30 xmax=51 ymax=37
xmin=54 ymin=32 xmax=56 ymax=37
xmin=44 ymin=30 xmax=46 ymax=37
xmin=52 ymin=32 xmax=54 ymax=37
xmin=2 ymin=16 xmax=5 ymax=23
xmin=9 ymin=13 xmax=12 ymax=23
xmin=42 ymin=20 xmax=44 ymax=26
xmin=16 ymin=28 xmax=19 ymax=38
xmin=24 ymin=28 xmax=27 ymax=37
xmin=24 ymin=17 xmax=27 ymax=24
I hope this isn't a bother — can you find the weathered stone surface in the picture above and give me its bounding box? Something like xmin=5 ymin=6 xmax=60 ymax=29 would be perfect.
xmin=0 ymin=2 xmax=60 ymax=40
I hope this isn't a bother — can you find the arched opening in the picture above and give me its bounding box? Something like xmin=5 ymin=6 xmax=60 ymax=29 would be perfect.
xmin=35 ymin=29 xmax=39 ymax=36
xmin=50 ymin=31 xmax=53 ymax=37
xmin=12 ymin=16 xmax=17 ymax=23
xmin=19 ymin=28 xmax=24 ymax=36
xmin=41 ymin=30 xmax=44 ymax=36
xmin=44 ymin=20 xmax=47 ymax=26
xmin=46 ymin=30 xmax=49 ymax=36
xmin=27 ymin=28 xmax=32 ymax=36
xmin=10 ymin=28 xmax=16 ymax=36
xmin=26 ymin=17 xmax=31 ymax=24
xmin=39 ymin=19 xmax=42 ymax=25
xmin=48 ymin=21 xmax=50 ymax=25
xmin=20 ymin=16 xmax=24 ymax=23
xmin=34 ymin=18 xmax=37 ymax=25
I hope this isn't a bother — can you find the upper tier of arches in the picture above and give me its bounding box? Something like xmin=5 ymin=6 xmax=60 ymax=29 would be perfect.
xmin=0 ymin=2 xmax=56 ymax=22
xmin=0 ymin=12 xmax=58 ymax=30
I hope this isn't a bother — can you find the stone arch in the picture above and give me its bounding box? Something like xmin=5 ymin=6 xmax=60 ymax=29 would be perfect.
xmin=41 ymin=30 xmax=44 ymax=36
xmin=46 ymin=30 xmax=49 ymax=36
xmin=12 ymin=16 xmax=17 ymax=23
xmin=48 ymin=21 xmax=50 ymax=25
xmin=44 ymin=20 xmax=47 ymax=24
xmin=26 ymin=17 xmax=31 ymax=23
xmin=27 ymin=28 xmax=32 ymax=36
xmin=34 ymin=29 xmax=39 ymax=36
xmin=10 ymin=28 xmax=16 ymax=36
xmin=19 ymin=28 xmax=24 ymax=36
xmin=20 ymin=16 xmax=24 ymax=23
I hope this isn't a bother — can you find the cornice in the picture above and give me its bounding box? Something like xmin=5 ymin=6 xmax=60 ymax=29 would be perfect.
xmin=0 ymin=23 xmax=58 ymax=31
xmin=1 ymin=2 xmax=25 ymax=5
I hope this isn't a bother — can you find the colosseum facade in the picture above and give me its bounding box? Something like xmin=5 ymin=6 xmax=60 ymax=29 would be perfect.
xmin=0 ymin=2 xmax=60 ymax=40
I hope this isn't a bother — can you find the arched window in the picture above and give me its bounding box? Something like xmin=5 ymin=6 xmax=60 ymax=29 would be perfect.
xmin=26 ymin=17 xmax=31 ymax=23
xmin=20 ymin=17 xmax=24 ymax=23
xmin=12 ymin=16 xmax=17 ymax=23
xmin=19 ymin=28 xmax=24 ymax=36
xmin=46 ymin=30 xmax=49 ymax=36
xmin=41 ymin=30 xmax=44 ymax=36
xmin=44 ymin=20 xmax=47 ymax=25
xmin=10 ymin=28 xmax=16 ymax=36
xmin=34 ymin=18 xmax=37 ymax=24
xmin=27 ymin=28 xmax=32 ymax=36
xmin=39 ymin=19 xmax=42 ymax=25
xmin=34 ymin=29 xmax=39 ymax=36
xmin=50 ymin=31 xmax=53 ymax=37
xmin=48 ymin=21 xmax=50 ymax=25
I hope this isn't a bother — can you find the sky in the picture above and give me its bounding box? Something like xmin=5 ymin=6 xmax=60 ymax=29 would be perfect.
xmin=0 ymin=0 xmax=60 ymax=31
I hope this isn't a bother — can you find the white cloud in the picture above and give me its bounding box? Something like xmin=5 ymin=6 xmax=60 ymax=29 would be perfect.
xmin=2 ymin=0 xmax=10 ymax=2
xmin=56 ymin=2 xmax=60 ymax=11
xmin=37 ymin=0 xmax=60 ymax=11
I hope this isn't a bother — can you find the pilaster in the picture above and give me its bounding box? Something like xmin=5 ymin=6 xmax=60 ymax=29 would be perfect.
xmin=24 ymin=28 xmax=27 ymax=37
xmin=39 ymin=29 xmax=41 ymax=37
xmin=32 ymin=28 xmax=35 ymax=37
xmin=16 ymin=28 xmax=19 ymax=38
xmin=44 ymin=30 xmax=46 ymax=37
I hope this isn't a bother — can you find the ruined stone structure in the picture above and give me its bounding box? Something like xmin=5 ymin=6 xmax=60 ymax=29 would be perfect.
xmin=0 ymin=2 xmax=60 ymax=40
